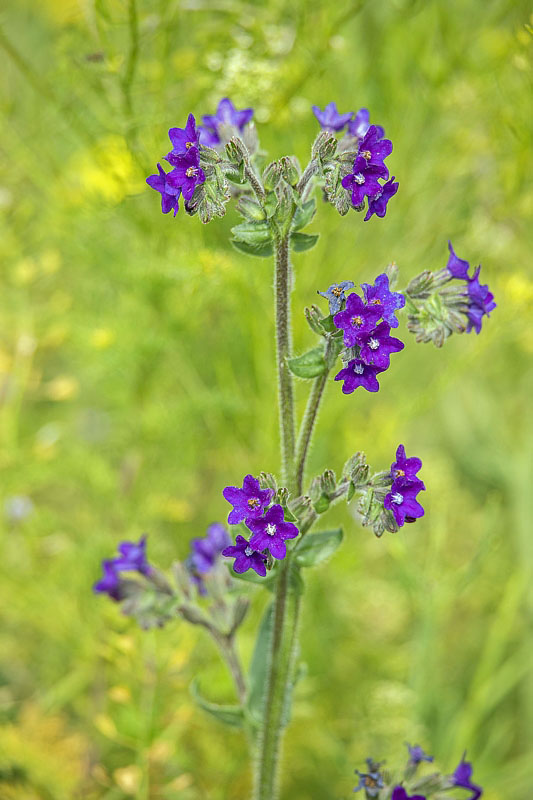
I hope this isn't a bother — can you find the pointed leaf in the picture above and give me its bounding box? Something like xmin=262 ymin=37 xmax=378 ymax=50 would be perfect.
xmin=290 ymin=232 xmax=320 ymax=252
xmin=294 ymin=528 xmax=343 ymax=567
xmin=292 ymin=199 xmax=316 ymax=231
xmin=190 ymin=679 xmax=244 ymax=727
xmin=288 ymin=346 xmax=326 ymax=379
xmin=231 ymin=220 xmax=271 ymax=245
xmin=231 ymin=239 xmax=274 ymax=258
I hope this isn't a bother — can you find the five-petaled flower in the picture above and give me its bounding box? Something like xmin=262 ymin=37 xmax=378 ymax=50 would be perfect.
xmin=333 ymin=293 xmax=383 ymax=347
xmin=357 ymin=321 xmax=404 ymax=369
xmin=334 ymin=358 xmax=383 ymax=394
xmin=312 ymin=101 xmax=354 ymax=131
xmin=165 ymin=148 xmax=206 ymax=203
xmin=364 ymin=177 xmax=399 ymax=221
xmin=342 ymin=155 xmax=388 ymax=207
xmin=318 ymin=280 xmax=355 ymax=315
xmin=391 ymin=446 xmax=423 ymax=483
xmin=356 ymin=125 xmax=393 ymax=175
xmin=223 ymin=475 xmax=275 ymax=525
xmin=450 ymin=755 xmax=483 ymax=800
xmin=222 ymin=534 xmax=268 ymax=576
xmin=199 ymin=97 xmax=254 ymax=147
xmin=167 ymin=113 xmax=201 ymax=158
xmin=361 ymin=273 xmax=405 ymax=328
xmin=247 ymin=504 xmax=299 ymax=561
xmin=353 ymin=759 xmax=385 ymax=797
xmin=384 ymin=478 xmax=425 ymax=526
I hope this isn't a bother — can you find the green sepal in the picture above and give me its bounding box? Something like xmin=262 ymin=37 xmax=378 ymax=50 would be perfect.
xmin=312 ymin=494 xmax=330 ymax=514
xmin=292 ymin=199 xmax=317 ymax=232
xmin=246 ymin=603 xmax=274 ymax=724
xmin=319 ymin=314 xmax=337 ymax=334
xmin=290 ymin=232 xmax=320 ymax=252
xmin=190 ymin=679 xmax=244 ymax=728
xmin=288 ymin=345 xmax=326 ymax=379
xmin=231 ymin=239 xmax=274 ymax=258
xmin=294 ymin=529 xmax=343 ymax=567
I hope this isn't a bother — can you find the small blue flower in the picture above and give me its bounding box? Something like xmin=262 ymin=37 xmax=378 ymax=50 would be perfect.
xmin=406 ymin=742 xmax=433 ymax=767
xmin=317 ymin=280 xmax=355 ymax=314
xmin=353 ymin=759 xmax=384 ymax=796
xmin=312 ymin=101 xmax=354 ymax=132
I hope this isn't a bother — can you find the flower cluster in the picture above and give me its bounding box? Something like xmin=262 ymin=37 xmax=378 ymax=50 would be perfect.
xmin=312 ymin=102 xmax=383 ymax=141
xmin=186 ymin=522 xmax=231 ymax=594
xmin=384 ymin=444 xmax=425 ymax=527
xmin=221 ymin=475 xmax=299 ymax=575
xmin=332 ymin=273 xmax=405 ymax=394
xmin=353 ymin=747 xmax=483 ymax=799
xmin=341 ymin=125 xmax=398 ymax=220
xmin=446 ymin=241 xmax=496 ymax=334
xmin=199 ymin=97 xmax=254 ymax=147
xmin=146 ymin=113 xmax=206 ymax=215
xmin=93 ymin=535 xmax=152 ymax=601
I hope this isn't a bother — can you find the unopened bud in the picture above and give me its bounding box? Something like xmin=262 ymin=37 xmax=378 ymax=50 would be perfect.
xmin=279 ymin=155 xmax=301 ymax=186
xmin=262 ymin=160 xmax=281 ymax=191
xmin=312 ymin=131 xmax=337 ymax=161
xmin=259 ymin=472 xmax=277 ymax=491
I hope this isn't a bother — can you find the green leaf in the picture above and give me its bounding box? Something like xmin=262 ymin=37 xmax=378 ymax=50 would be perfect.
xmin=292 ymin=199 xmax=316 ymax=231
xmin=319 ymin=314 xmax=336 ymax=334
xmin=247 ymin=603 xmax=274 ymax=723
xmin=231 ymin=239 xmax=274 ymax=258
xmin=294 ymin=529 xmax=344 ymax=567
xmin=290 ymin=231 xmax=320 ymax=252
xmin=288 ymin=346 xmax=326 ymax=379
xmin=231 ymin=220 xmax=271 ymax=245
xmin=190 ymin=679 xmax=244 ymax=727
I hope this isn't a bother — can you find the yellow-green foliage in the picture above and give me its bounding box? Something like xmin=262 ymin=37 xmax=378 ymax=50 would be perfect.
xmin=0 ymin=0 xmax=532 ymax=798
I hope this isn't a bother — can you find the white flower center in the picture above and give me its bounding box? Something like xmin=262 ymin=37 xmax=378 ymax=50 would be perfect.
xmin=186 ymin=166 xmax=197 ymax=178
xmin=244 ymin=546 xmax=254 ymax=556
xmin=369 ymin=337 xmax=379 ymax=350
xmin=391 ymin=492 xmax=403 ymax=504
xmin=266 ymin=523 xmax=277 ymax=536
xmin=354 ymin=363 xmax=364 ymax=375
xmin=354 ymin=173 xmax=365 ymax=185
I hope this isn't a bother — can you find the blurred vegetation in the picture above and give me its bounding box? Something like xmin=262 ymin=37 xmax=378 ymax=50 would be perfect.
xmin=0 ymin=0 xmax=532 ymax=797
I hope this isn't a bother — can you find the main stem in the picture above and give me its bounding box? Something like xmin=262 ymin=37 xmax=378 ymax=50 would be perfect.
xmin=254 ymin=234 xmax=299 ymax=800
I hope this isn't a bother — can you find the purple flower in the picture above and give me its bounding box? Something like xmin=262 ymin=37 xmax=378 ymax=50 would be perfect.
xmin=465 ymin=267 xmax=496 ymax=334
xmin=199 ymin=98 xmax=254 ymax=146
xmin=446 ymin=240 xmax=471 ymax=280
xmin=341 ymin=156 xmax=388 ymax=207
xmin=406 ymin=743 xmax=433 ymax=767
xmin=392 ymin=446 xmax=423 ymax=483
xmin=364 ymin=177 xmax=399 ymax=221
xmin=312 ymin=102 xmax=353 ymax=131
xmin=347 ymin=109 xmax=385 ymax=140
xmin=450 ymin=755 xmax=483 ymax=800
xmin=146 ymin=163 xmax=181 ymax=216
xmin=353 ymin=759 xmax=384 ymax=796
xmin=165 ymin=148 xmax=206 ymax=203
xmin=114 ymin=535 xmax=152 ymax=576
xmin=223 ymin=474 xmax=275 ymax=525
xmin=189 ymin=523 xmax=231 ymax=574
xmin=333 ymin=293 xmax=383 ymax=347
xmin=167 ymin=113 xmax=201 ymax=157
xmin=391 ymin=788 xmax=426 ymax=800
xmin=357 ymin=125 xmax=393 ymax=174
xmin=93 ymin=559 xmax=121 ymax=601
xmin=222 ymin=534 xmax=268 ymax=576
xmin=361 ymin=273 xmax=405 ymax=329
xmin=318 ymin=280 xmax=355 ymax=315
xmin=358 ymin=321 xmax=404 ymax=369
xmin=247 ymin=504 xmax=299 ymax=561
xmin=384 ymin=479 xmax=425 ymax=527
xmin=334 ymin=359 xmax=383 ymax=394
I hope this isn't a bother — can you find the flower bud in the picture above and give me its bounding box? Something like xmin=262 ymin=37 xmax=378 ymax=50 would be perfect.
xmin=320 ymin=469 xmax=336 ymax=497
xmin=259 ymin=471 xmax=277 ymax=491
xmin=305 ymin=305 xmax=327 ymax=336
xmin=311 ymin=130 xmax=337 ymax=161
xmin=279 ymin=155 xmax=301 ymax=186
xmin=225 ymin=136 xmax=247 ymax=165
xmin=262 ymin=160 xmax=281 ymax=191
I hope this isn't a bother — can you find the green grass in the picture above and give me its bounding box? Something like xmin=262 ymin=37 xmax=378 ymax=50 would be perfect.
xmin=0 ymin=0 xmax=532 ymax=797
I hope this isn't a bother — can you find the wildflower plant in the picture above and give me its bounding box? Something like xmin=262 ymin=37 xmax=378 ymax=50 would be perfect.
xmin=95 ymin=97 xmax=494 ymax=798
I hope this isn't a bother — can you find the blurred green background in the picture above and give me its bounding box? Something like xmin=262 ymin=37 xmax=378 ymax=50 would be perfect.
xmin=0 ymin=0 xmax=532 ymax=797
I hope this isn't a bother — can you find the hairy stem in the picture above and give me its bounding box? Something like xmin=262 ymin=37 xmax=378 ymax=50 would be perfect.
xmin=294 ymin=337 xmax=335 ymax=494
xmin=274 ymin=234 xmax=296 ymax=491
